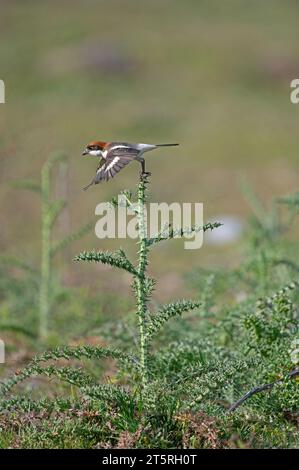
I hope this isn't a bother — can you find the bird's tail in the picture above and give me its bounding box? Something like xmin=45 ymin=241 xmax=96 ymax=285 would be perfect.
xmin=155 ymin=143 xmax=179 ymax=147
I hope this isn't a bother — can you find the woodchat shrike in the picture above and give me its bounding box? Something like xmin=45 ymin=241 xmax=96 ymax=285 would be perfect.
xmin=82 ymin=140 xmax=179 ymax=190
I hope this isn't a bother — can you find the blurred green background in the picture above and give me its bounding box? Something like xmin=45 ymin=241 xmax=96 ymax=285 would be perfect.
xmin=1 ymin=0 xmax=299 ymax=301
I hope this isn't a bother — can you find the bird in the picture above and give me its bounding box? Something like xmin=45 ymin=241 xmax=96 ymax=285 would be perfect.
xmin=82 ymin=140 xmax=179 ymax=190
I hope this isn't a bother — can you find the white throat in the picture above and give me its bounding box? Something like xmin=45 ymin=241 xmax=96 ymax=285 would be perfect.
xmin=88 ymin=149 xmax=103 ymax=157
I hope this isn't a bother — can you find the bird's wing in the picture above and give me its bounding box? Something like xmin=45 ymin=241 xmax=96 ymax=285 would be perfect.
xmin=95 ymin=147 xmax=139 ymax=182
xmin=83 ymin=158 xmax=106 ymax=190
xmin=83 ymin=148 xmax=139 ymax=190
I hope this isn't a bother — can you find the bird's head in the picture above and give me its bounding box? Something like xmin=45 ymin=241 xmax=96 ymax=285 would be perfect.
xmin=82 ymin=141 xmax=107 ymax=157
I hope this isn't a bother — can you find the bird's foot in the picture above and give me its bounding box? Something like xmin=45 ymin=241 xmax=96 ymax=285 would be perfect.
xmin=140 ymin=171 xmax=151 ymax=180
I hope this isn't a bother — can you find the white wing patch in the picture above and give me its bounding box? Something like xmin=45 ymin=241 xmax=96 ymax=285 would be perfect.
xmin=108 ymin=144 xmax=130 ymax=151
xmin=85 ymin=146 xmax=139 ymax=188
xmin=105 ymin=156 xmax=120 ymax=172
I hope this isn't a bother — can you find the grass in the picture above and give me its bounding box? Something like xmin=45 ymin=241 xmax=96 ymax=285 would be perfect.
xmin=0 ymin=179 xmax=299 ymax=448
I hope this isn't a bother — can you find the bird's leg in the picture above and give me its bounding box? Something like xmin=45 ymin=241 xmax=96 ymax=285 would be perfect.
xmin=139 ymin=158 xmax=151 ymax=178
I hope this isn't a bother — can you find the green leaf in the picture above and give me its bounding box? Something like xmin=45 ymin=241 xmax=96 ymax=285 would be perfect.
xmin=147 ymin=222 xmax=222 ymax=247
xmin=0 ymin=346 xmax=137 ymax=397
xmin=51 ymin=221 xmax=93 ymax=257
xmin=276 ymin=192 xmax=299 ymax=207
xmin=0 ymin=323 xmax=36 ymax=339
xmin=110 ymin=190 xmax=134 ymax=209
xmin=11 ymin=179 xmax=41 ymax=193
xmin=81 ymin=384 xmax=132 ymax=403
xmin=146 ymin=299 xmax=201 ymax=339
xmin=43 ymin=151 xmax=67 ymax=172
xmin=0 ymin=255 xmax=37 ymax=276
xmin=74 ymin=249 xmax=138 ymax=276
xmin=47 ymin=199 xmax=66 ymax=227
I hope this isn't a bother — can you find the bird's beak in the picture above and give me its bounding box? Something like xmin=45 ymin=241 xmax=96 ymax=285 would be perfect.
xmin=82 ymin=149 xmax=89 ymax=156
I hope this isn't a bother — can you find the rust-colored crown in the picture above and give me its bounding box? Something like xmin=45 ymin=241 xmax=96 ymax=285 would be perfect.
xmin=87 ymin=140 xmax=109 ymax=149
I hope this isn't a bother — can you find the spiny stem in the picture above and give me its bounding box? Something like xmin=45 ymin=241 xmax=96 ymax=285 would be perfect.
xmin=39 ymin=153 xmax=68 ymax=341
xmin=39 ymin=161 xmax=51 ymax=340
xmin=136 ymin=175 xmax=150 ymax=389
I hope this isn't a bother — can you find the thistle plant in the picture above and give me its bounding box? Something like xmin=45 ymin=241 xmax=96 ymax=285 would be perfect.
xmin=39 ymin=152 xmax=64 ymax=340
xmin=0 ymin=173 xmax=220 ymax=409
xmin=75 ymin=174 xmax=221 ymax=392
xmin=135 ymin=176 xmax=150 ymax=388
xmin=2 ymin=180 xmax=299 ymax=448
xmin=1 ymin=152 xmax=92 ymax=340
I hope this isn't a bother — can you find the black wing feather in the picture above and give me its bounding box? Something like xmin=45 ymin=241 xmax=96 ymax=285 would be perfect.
xmin=94 ymin=148 xmax=139 ymax=183
xmin=83 ymin=147 xmax=139 ymax=190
